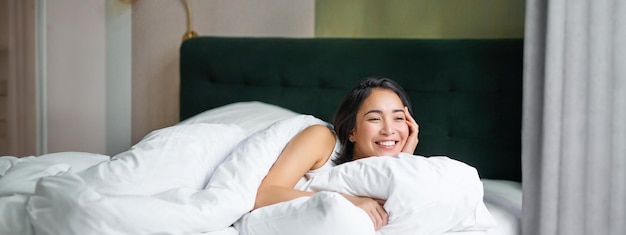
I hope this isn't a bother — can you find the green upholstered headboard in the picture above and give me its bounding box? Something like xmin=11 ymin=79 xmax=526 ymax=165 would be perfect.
xmin=180 ymin=37 xmax=523 ymax=182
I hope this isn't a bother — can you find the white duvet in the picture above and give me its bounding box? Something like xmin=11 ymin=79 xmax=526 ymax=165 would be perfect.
xmin=0 ymin=114 xmax=495 ymax=235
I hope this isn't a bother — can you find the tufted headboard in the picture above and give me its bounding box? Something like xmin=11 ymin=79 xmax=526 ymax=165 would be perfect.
xmin=179 ymin=37 xmax=523 ymax=182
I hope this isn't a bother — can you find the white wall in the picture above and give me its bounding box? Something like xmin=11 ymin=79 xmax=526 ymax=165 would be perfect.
xmin=45 ymin=1 xmax=107 ymax=154
xmin=38 ymin=0 xmax=314 ymax=155
xmin=131 ymin=0 xmax=315 ymax=143
xmin=197 ymin=0 xmax=316 ymax=37
xmin=41 ymin=0 xmax=131 ymax=155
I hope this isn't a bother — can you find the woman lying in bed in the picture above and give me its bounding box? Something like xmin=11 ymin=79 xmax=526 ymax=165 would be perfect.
xmin=255 ymin=77 xmax=420 ymax=231
xmin=16 ymin=77 xmax=492 ymax=235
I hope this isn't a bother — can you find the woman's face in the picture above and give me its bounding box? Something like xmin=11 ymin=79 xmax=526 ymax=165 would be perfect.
xmin=350 ymin=88 xmax=409 ymax=160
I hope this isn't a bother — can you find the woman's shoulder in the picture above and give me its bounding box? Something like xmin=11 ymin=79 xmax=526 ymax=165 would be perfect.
xmin=285 ymin=124 xmax=336 ymax=150
xmin=301 ymin=124 xmax=336 ymax=141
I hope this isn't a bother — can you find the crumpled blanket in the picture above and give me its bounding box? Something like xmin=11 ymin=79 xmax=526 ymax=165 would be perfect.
xmin=1 ymin=114 xmax=495 ymax=235
xmin=3 ymin=115 xmax=325 ymax=235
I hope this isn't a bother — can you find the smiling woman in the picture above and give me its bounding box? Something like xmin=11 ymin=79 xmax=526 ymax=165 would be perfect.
xmin=349 ymin=88 xmax=413 ymax=160
xmin=254 ymin=77 xmax=419 ymax=231
xmin=333 ymin=78 xmax=418 ymax=165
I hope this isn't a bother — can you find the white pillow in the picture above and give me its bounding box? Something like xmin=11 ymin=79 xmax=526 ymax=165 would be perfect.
xmin=481 ymin=179 xmax=522 ymax=219
xmin=178 ymin=101 xmax=300 ymax=135
xmin=0 ymin=152 xmax=109 ymax=196
xmin=234 ymin=192 xmax=375 ymax=235
xmin=303 ymin=153 xmax=497 ymax=235
xmin=77 ymin=123 xmax=248 ymax=195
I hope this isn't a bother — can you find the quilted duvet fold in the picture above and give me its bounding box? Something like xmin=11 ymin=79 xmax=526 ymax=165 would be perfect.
xmin=12 ymin=115 xmax=326 ymax=235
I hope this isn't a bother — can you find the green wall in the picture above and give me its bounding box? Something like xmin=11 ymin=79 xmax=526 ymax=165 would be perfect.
xmin=315 ymin=0 xmax=525 ymax=39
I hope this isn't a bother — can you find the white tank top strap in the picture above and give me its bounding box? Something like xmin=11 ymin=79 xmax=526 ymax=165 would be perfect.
xmin=304 ymin=136 xmax=341 ymax=179
xmin=293 ymin=132 xmax=342 ymax=190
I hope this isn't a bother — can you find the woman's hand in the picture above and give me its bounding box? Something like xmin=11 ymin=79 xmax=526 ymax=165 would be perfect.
xmin=341 ymin=194 xmax=388 ymax=231
xmin=402 ymin=106 xmax=419 ymax=154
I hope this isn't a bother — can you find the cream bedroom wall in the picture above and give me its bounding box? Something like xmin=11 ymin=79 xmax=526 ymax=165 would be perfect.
xmin=45 ymin=1 xmax=107 ymax=154
xmin=39 ymin=0 xmax=521 ymax=155
xmin=131 ymin=0 xmax=315 ymax=144
xmin=32 ymin=0 xmax=313 ymax=156
xmin=42 ymin=0 xmax=131 ymax=155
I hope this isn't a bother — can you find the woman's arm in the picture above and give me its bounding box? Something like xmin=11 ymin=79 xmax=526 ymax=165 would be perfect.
xmin=254 ymin=124 xmax=336 ymax=209
xmin=254 ymin=124 xmax=389 ymax=230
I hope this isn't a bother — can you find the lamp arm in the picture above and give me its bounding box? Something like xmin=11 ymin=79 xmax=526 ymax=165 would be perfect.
xmin=182 ymin=0 xmax=198 ymax=41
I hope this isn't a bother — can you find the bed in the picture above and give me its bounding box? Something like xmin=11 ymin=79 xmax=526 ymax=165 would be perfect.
xmin=0 ymin=37 xmax=523 ymax=235
xmin=178 ymin=37 xmax=523 ymax=235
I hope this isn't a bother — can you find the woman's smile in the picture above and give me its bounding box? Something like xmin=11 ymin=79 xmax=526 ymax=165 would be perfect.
xmin=376 ymin=140 xmax=398 ymax=148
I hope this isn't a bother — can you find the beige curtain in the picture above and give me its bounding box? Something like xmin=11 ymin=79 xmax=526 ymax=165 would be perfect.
xmin=522 ymin=0 xmax=626 ymax=234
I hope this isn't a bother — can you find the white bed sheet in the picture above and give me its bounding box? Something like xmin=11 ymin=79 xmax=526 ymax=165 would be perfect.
xmin=482 ymin=179 xmax=522 ymax=235
xmin=0 ymin=152 xmax=110 ymax=235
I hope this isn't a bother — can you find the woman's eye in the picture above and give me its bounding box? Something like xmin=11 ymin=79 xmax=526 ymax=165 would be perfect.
xmin=395 ymin=116 xmax=406 ymax=121
xmin=367 ymin=117 xmax=381 ymax=121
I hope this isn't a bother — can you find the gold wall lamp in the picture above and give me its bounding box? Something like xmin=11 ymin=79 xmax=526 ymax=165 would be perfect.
xmin=182 ymin=0 xmax=198 ymax=41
